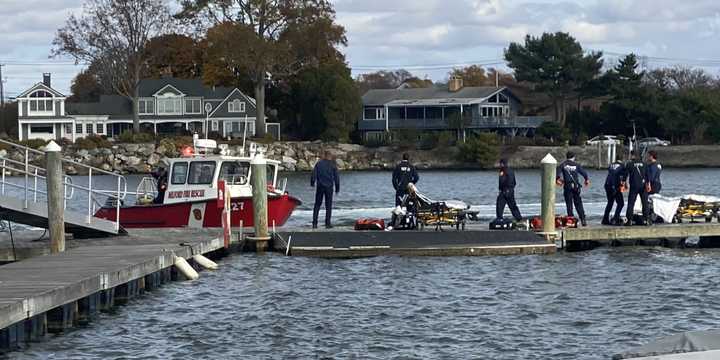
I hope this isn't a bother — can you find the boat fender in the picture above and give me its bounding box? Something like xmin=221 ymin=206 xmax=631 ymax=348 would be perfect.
xmin=192 ymin=254 xmax=219 ymax=270
xmin=173 ymin=255 xmax=199 ymax=280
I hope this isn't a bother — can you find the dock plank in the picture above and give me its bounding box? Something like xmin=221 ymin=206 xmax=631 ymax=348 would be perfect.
xmin=0 ymin=233 xmax=224 ymax=330
xmin=563 ymin=223 xmax=720 ymax=242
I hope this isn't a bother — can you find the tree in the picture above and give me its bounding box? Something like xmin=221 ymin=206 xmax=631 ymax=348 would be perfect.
xmin=143 ymin=34 xmax=204 ymax=78
xmin=355 ymin=70 xmax=416 ymax=93
xmin=179 ymin=0 xmax=345 ymax=138
xmin=68 ymin=66 xmax=104 ymax=103
xmin=505 ymin=32 xmax=603 ymax=126
xmin=53 ymin=0 xmax=172 ymax=133
xmin=449 ymin=65 xmax=489 ymax=86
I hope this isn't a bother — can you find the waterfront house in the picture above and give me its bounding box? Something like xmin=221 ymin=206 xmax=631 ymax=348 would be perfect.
xmin=358 ymin=77 xmax=549 ymax=141
xmin=17 ymin=74 xmax=278 ymax=142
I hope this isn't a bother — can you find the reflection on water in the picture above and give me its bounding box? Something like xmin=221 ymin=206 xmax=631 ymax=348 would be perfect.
xmin=11 ymin=249 xmax=720 ymax=359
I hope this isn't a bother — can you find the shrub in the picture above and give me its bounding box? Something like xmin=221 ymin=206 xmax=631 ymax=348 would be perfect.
xmin=74 ymin=134 xmax=111 ymax=150
xmin=436 ymin=131 xmax=456 ymax=149
xmin=392 ymin=128 xmax=420 ymax=150
xmin=18 ymin=139 xmax=48 ymax=149
xmin=118 ymin=131 xmax=154 ymax=143
xmin=537 ymin=121 xmax=570 ymax=144
xmin=456 ymin=133 xmax=500 ymax=168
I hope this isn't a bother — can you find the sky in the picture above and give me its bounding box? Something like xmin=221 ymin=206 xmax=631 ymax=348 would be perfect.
xmin=2 ymin=0 xmax=720 ymax=98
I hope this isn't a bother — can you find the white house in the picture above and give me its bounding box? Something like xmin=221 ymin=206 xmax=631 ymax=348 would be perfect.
xmin=16 ymin=74 xmax=278 ymax=142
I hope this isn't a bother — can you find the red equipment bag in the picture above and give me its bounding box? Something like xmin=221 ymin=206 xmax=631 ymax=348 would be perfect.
xmin=563 ymin=216 xmax=578 ymax=228
xmin=354 ymin=218 xmax=385 ymax=231
xmin=530 ymin=217 xmax=543 ymax=231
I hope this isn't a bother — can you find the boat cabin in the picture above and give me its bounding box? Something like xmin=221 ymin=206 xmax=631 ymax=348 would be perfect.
xmin=153 ymin=156 xmax=281 ymax=205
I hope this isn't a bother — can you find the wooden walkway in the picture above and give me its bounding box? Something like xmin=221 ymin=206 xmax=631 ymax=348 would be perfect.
xmin=0 ymin=229 xmax=224 ymax=340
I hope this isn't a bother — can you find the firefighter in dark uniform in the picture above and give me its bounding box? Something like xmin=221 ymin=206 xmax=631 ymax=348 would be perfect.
xmin=556 ymin=152 xmax=590 ymax=226
xmin=645 ymin=150 xmax=663 ymax=223
xmin=625 ymin=152 xmax=649 ymax=226
xmin=496 ymin=158 xmax=522 ymax=221
xmin=311 ymin=151 xmax=340 ymax=229
xmin=392 ymin=153 xmax=419 ymax=206
xmin=151 ymin=167 xmax=168 ymax=204
xmin=602 ymin=159 xmax=627 ymax=225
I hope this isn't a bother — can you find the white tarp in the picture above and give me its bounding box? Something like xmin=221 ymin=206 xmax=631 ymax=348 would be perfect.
xmin=636 ymin=194 xmax=720 ymax=222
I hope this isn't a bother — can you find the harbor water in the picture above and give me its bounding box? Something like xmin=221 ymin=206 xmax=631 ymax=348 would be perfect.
xmin=6 ymin=169 xmax=720 ymax=359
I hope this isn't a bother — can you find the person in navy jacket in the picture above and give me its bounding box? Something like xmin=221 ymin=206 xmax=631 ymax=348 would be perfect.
xmin=311 ymin=151 xmax=340 ymax=229
xmin=556 ymin=152 xmax=590 ymax=226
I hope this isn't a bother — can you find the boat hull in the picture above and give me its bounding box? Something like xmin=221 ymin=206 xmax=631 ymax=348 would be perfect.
xmin=94 ymin=194 xmax=301 ymax=228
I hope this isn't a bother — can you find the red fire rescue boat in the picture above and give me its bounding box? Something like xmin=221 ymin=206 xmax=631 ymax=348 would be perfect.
xmin=94 ymin=139 xmax=301 ymax=228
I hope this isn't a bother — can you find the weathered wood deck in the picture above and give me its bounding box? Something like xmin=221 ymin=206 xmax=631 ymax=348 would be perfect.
xmin=0 ymin=229 xmax=225 ymax=348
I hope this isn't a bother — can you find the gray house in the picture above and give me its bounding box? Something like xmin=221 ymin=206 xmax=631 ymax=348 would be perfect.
xmin=359 ymin=77 xmax=548 ymax=141
xmin=17 ymin=75 xmax=277 ymax=141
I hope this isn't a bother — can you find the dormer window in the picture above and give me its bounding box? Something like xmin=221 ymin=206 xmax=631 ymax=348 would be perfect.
xmin=228 ymin=99 xmax=245 ymax=113
xmin=157 ymin=96 xmax=182 ymax=115
xmin=29 ymin=90 xmax=54 ymax=114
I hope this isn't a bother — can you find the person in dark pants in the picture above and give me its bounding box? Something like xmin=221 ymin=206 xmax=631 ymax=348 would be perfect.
xmin=392 ymin=153 xmax=419 ymax=206
xmin=496 ymin=158 xmax=522 ymax=221
xmin=311 ymin=151 xmax=340 ymax=229
xmin=556 ymin=152 xmax=590 ymax=226
xmin=645 ymin=150 xmax=663 ymax=223
xmin=151 ymin=167 xmax=168 ymax=204
xmin=602 ymin=160 xmax=626 ymax=225
xmin=625 ymin=152 xmax=649 ymax=226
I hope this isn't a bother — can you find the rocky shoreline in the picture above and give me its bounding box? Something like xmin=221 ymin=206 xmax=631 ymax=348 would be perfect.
xmin=1 ymin=142 xmax=718 ymax=175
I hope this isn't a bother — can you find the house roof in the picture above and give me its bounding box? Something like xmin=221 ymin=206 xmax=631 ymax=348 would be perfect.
xmin=138 ymin=78 xmax=236 ymax=99
xmin=16 ymin=83 xmax=66 ymax=99
xmin=66 ymin=78 xmax=257 ymax=120
xmin=362 ymin=86 xmax=514 ymax=106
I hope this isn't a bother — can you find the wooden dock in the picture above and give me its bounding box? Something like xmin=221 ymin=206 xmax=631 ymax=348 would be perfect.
xmin=561 ymin=222 xmax=720 ymax=250
xmin=0 ymin=229 xmax=225 ymax=350
xmin=275 ymin=227 xmax=556 ymax=258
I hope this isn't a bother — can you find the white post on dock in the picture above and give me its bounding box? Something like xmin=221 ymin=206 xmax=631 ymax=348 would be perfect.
xmin=248 ymin=149 xmax=270 ymax=252
xmin=540 ymin=153 xmax=557 ymax=241
xmin=45 ymin=141 xmax=65 ymax=253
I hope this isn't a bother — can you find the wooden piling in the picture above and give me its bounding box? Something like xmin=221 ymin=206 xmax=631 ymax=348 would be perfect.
xmin=541 ymin=154 xmax=557 ymax=241
xmin=248 ymin=151 xmax=270 ymax=252
xmin=45 ymin=141 xmax=65 ymax=253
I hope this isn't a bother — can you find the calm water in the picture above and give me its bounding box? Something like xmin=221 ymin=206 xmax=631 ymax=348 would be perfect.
xmin=6 ymin=169 xmax=720 ymax=359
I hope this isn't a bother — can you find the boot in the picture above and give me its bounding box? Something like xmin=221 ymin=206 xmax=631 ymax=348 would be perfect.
xmin=601 ymin=217 xmax=611 ymax=226
xmin=581 ymin=218 xmax=587 ymax=227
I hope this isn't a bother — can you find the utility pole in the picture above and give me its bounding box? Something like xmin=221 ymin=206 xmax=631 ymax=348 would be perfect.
xmin=0 ymin=64 xmax=4 ymax=135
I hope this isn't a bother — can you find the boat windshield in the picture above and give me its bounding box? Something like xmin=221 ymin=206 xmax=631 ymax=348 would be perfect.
xmin=220 ymin=161 xmax=250 ymax=185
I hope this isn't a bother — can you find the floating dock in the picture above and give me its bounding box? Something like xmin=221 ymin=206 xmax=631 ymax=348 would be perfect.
xmin=0 ymin=229 xmax=225 ymax=350
xmin=275 ymin=227 xmax=556 ymax=257
xmin=561 ymin=222 xmax=720 ymax=250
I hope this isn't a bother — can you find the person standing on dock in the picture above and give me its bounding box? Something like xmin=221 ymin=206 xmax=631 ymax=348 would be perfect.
xmin=392 ymin=153 xmax=419 ymax=206
xmin=556 ymin=152 xmax=590 ymax=226
xmin=625 ymin=152 xmax=649 ymax=226
xmin=496 ymin=158 xmax=522 ymax=222
xmin=602 ymin=159 xmax=627 ymax=226
xmin=311 ymin=151 xmax=340 ymax=229
xmin=645 ymin=150 xmax=663 ymax=223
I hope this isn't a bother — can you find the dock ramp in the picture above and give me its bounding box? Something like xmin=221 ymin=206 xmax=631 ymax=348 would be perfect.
xmin=0 ymin=139 xmax=127 ymax=237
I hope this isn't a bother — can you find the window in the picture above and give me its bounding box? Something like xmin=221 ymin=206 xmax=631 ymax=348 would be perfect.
xmin=171 ymin=162 xmax=189 ymax=184
xmin=64 ymin=124 xmax=72 ymax=135
xmin=211 ymin=121 xmax=218 ymax=131
xmin=185 ymin=99 xmax=202 ymax=114
xmin=96 ymin=123 xmax=105 ymax=134
xmin=138 ymin=99 xmax=155 ymax=115
xmin=482 ymin=107 xmax=488 ymax=117
xmin=377 ymin=108 xmax=386 ymax=119
xmin=498 ymin=93 xmax=509 ymax=103
xmin=364 ymin=108 xmax=377 ymax=120
xmin=220 ymin=161 xmax=250 ymax=185
xmin=228 ymin=99 xmax=245 ymax=113
xmin=28 ymin=90 xmax=54 ymax=114
xmin=157 ymin=98 xmax=183 ymax=114
xmin=30 ymin=125 xmax=53 ymax=134
xmin=76 ymin=124 xmax=83 ymax=134
xmin=188 ymin=161 xmax=216 ymax=185
xmin=86 ymin=123 xmax=94 ymax=134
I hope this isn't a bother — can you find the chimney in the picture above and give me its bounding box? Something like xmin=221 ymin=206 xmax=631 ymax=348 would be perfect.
xmin=449 ymin=76 xmax=463 ymax=92
xmin=43 ymin=73 xmax=51 ymax=88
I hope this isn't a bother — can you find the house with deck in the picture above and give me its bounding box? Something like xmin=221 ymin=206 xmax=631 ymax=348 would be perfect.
xmin=16 ymin=74 xmax=278 ymax=142
xmin=358 ymin=77 xmax=548 ymax=141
